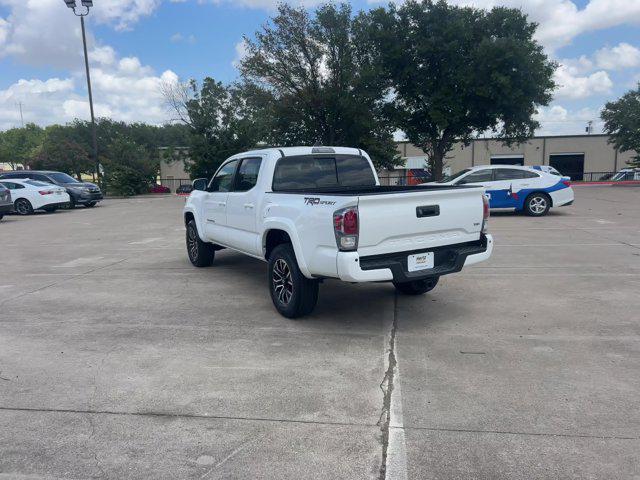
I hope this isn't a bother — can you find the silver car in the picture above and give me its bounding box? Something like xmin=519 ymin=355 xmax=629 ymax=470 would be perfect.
xmin=0 ymin=182 xmax=12 ymax=220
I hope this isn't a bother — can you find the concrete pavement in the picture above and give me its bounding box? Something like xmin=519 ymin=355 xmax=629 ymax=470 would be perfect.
xmin=0 ymin=188 xmax=639 ymax=479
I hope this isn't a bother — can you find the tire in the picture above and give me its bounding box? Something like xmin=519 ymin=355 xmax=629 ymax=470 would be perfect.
xmin=186 ymin=220 xmax=215 ymax=267
xmin=14 ymin=198 xmax=34 ymax=216
xmin=524 ymin=192 xmax=551 ymax=216
xmin=393 ymin=276 xmax=439 ymax=295
xmin=43 ymin=206 xmax=57 ymax=213
xmin=0 ymin=215 xmax=3 ymax=221
xmin=68 ymin=197 xmax=76 ymax=209
xmin=268 ymin=244 xmax=319 ymax=318
xmin=85 ymin=202 xmax=97 ymax=208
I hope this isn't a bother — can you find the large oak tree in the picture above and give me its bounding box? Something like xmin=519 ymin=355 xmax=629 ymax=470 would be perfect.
xmin=239 ymin=3 xmax=401 ymax=170
xmin=368 ymin=0 xmax=556 ymax=179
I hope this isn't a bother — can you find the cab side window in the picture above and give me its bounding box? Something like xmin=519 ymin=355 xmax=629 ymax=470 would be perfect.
xmin=234 ymin=158 xmax=262 ymax=192
xmin=208 ymin=160 xmax=238 ymax=192
xmin=459 ymin=170 xmax=493 ymax=184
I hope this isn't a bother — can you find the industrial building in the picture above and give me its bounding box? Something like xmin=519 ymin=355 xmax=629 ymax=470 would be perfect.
xmin=159 ymin=134 xmax=637 ymax=187
xmin=396 ymin=134 xmax=637 ymax=181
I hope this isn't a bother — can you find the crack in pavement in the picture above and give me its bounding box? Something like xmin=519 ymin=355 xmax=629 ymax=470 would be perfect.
xmin=377 ymin=293 xmax=399 ymax=480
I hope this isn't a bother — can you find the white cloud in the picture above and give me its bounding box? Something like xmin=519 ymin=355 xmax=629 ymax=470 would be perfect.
xmin=170 ymin=32 xmax=197 ymax=44
xmin=535 ymin=104 xmax=603 ymax=135
xmin=594 ymin=43 xmax=640 ymax=71
xmin=0 ymin=59 xmax=179 ymax=129
xmin=232 ymin=39 xmax=248 ymax=68
xmin=553 ymin=64 xmax=613 ymax=99
xmin=373 ymin=0 xmax=640 ymax=53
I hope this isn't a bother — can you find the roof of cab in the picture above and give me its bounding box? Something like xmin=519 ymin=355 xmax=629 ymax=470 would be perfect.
xmin=235 ymin=146 xmax=363 ymax=158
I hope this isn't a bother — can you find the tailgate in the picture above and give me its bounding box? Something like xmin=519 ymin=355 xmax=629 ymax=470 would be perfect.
xmin=357 ymin=187 xmax=484 ymax=257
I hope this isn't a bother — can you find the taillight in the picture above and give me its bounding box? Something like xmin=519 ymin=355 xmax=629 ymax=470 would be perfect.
xmin=562 ymin=180 xmax=571 ymax=187
xmin=482 ymin=194 xmax=490 ymax=233
xmin=333 ymin=206 xmax=359 ymax=251
xmin=38 ymin=190 xmax=54 ymax=195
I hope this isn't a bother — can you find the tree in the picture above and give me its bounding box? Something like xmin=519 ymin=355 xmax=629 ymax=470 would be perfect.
xmin=29 ymin=125 xmax=92 ymax=179
xmin=239 ymin=3 xmax=401 ymax=169
xmin=100 ymin=138 xmax=157 ymax=196
xmin=0 ymin=124 xmax=44 ymax=169
xmin=601 ymin=83 xmax=640 ymax=168
xmin=163 ymin=78 xmax=262 ymax=179
xmin=369 ymin=0 xmax=556 ymax=179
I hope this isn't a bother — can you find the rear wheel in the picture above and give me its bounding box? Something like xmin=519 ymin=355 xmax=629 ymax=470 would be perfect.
xmin=68 ymin=197 xmax=76 ymax=209
xmin=268 ymin=244 xmax=319 ymax=318
xmin=393 ymin=277 xmax=439 ymax=295
xmin=43 ymin=206 xmax=57 ymax=213
xmin=524 ymin=192 xmax=551 ymax=216
xmin=14 ymin=198 xmax=33 ymax=216
xmin=85 ymin=202 xmax=97 ymax=208
xmin=186 ymin=220 xmax=215 ymax=267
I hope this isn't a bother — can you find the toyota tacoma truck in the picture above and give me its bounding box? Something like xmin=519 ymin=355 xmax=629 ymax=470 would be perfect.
xmin=183 ymin=146 xmax=493 ymax=318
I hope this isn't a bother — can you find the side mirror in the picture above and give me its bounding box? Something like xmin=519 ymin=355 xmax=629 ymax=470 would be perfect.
xmin=192 ymin=178 xmax=208 ymax=191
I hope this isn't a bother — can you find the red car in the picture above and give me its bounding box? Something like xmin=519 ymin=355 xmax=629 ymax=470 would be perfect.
xmin=149 ymin=184 xmax=171 ymax=194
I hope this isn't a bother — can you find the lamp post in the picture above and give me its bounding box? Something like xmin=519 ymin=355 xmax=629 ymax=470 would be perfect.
xmin=64 ymin=0 xmax=100 ymax=184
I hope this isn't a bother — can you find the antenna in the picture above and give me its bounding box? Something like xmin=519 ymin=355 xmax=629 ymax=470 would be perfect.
xmin=585 ymin=120 xmax=593 ymax=135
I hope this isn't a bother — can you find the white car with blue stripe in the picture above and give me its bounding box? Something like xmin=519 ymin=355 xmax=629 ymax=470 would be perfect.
xmin=425 ymin=165 xmax=574 ymax=216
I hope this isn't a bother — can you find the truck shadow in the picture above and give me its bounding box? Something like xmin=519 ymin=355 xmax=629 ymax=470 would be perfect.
xmin=208 ymin=250 xmax=396 ymax=327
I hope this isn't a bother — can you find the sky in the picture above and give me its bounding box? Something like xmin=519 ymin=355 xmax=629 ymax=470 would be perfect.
xmin=1 ymin=0 xmax=640 ymax=135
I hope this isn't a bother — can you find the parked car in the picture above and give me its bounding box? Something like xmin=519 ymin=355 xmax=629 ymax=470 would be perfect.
xmin=610 ymin=168 xmax=640 ymax=181
xmin=149 ymin=184 xmax=171 ymax=194
xmin=0 ymin=183 xmax=11 ymax=220
xmin=176 ymin=184 xmax=193 ymax=195
xmin=426 ymin=165 xmax=574 ymax=216
xmin=184 ymin=146 xmax=493 ymax=318
xmin=0 ymin=179 xmax=70 ymax=215
xmin=530 ymin=165 xmax=562 ymax=176
xmin=0 ymin=170 xmax=102 ymax=208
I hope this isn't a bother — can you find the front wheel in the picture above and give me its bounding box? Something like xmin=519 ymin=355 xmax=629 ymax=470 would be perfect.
xmin=524 ymin=193 xmax=551 ymax=216
xmin=14 ymin=198 xmax=34 ymax=215
xmin=186 ymin=220 xmax=215 ymax=267
xmin=393 ymin=277 xmax=439 ymax=295
xmin=268 ymin=244 xmax=319 ymax=318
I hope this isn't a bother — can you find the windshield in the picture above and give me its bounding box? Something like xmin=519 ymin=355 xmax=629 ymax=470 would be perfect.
xmin=48 ymin=172 xmax=79 ymax=183
xmin=438 ymin=169 xmax=471 ymax=183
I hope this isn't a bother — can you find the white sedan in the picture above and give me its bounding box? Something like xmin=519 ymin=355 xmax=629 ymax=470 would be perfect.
xmin=0 ymin=179 xmax=70 ymax=215
xmin=426 ymin=165 xmax=574 ymax=216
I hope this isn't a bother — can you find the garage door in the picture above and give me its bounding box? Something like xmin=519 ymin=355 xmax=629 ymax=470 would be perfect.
xmin=549 ymin=154 xmax=584 ymax=181
xmin=490 ymin=156 xmax=524 ymax=166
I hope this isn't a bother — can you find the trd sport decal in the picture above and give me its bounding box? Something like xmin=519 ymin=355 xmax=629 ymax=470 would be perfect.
xmin=304 ymin=197 xmax=337 ymax=206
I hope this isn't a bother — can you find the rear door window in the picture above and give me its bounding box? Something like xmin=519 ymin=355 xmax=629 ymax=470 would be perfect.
xmin=458 ymin=170 xmax=494 ymax=184
xmin=234 ymin=158 xmax=262 ymax=192
xmin=272 ymin=155 xmax=376 ymax=191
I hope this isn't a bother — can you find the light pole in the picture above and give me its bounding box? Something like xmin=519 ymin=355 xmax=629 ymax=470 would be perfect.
xmin=64 ymin=0 xmax=100 ymax=184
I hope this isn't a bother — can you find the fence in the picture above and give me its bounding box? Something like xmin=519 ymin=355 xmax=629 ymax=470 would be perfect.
xmin=157 ymin=171 xmax=619 ymax=192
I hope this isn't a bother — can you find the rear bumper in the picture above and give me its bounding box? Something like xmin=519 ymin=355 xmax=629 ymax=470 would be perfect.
xmin=74 ymin=192 xmax=103 ymax=204
xmin=337 ymin=234 xmax=493 ymax=282
xmin=550 ymin=187 xmax=574 ymax=207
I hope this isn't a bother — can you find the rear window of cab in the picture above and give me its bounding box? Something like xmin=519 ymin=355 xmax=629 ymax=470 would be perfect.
xmin=272 ymin=155 xmax=376 ymax=191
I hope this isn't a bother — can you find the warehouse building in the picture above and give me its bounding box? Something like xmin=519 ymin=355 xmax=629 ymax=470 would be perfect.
xmin=159 ymin=134 xmax=637 ymax=187
xmin=396 ymin=134 xmax=637 ymax=181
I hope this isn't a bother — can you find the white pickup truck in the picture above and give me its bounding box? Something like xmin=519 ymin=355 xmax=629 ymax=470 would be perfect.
xmin=184 ymin=146 xmax=493 ymax=318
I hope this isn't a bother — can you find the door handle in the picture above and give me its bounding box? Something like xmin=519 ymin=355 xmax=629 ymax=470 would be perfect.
xmin=244 ymin=203 xmax=255 ymax=209
xmin=217 ymin=202 xmax=226 ymax=206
